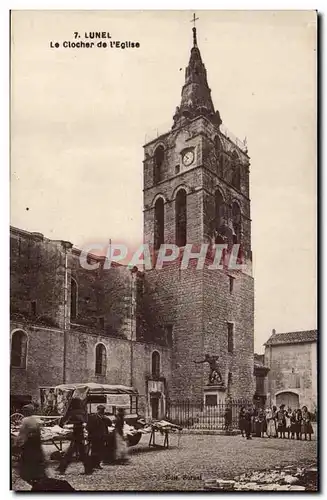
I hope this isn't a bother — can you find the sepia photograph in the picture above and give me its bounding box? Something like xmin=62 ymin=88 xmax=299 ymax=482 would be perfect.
xmin=10 ymin=10 xmax=317 ymax=492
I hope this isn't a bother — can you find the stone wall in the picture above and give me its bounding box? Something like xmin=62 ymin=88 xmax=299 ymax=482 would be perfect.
xmin=10 ymin=227 xmax=172 ymax=414
xmin=10 ymin=227 xmax=67 ymax=329
xmin=10 ymin=322 xmax=64 ymax=400
xmin=10 ymin=318 xmax=172 ymax=413
xmin=202 ymin=268 xmax=255 ymax=401
xmin=138 ymin=261 xmax=254 ymax=403
xmin=264 ymin=342 xmax=317 ymax=411
xmin=142 ymin=114 xmax=254 ymax=405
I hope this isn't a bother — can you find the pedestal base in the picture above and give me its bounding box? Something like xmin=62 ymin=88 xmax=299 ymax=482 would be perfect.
xmin=203 ymin=385 xmax=226 ymax=406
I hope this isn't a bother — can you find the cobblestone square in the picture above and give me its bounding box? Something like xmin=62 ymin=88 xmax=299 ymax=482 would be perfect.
xmin=12 ymin=433 xmax=317 ymax=491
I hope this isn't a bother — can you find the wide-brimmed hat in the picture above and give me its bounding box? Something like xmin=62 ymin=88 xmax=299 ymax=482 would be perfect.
xmin=97 ymin=404 xmax=106 ymax=410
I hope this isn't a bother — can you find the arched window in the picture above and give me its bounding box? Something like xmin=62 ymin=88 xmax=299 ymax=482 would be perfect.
xmin=219 ymin=153 xmax=225 ymax=176
xmin=154 ymin=198 xmax=165 ymax=250
xmin=231 ymin=152 xmax=241 ymax=190
xmin=175 ymin=189 xmax=187 ymax=247
xmin=11 ymin=330 xmax=27 ymax=368
xmin=151 ymin=351 xmax=160 ymax=379
xmin=214 ymin=135 xmax=222 ymax=153
xmin=95 ymin=343 xmax=107 ymax=376
xmin=232 ymin=202 xmax=242 ymax=244
xmin=214 ymin=137 xmax=222 ymax=176
xmin=153 ymin=145 xmax=164 ymax=185
xmin=214 ymin=190 xmax=226 ymax=231
xmin=70 ymin=278 xmax=78 ymax=321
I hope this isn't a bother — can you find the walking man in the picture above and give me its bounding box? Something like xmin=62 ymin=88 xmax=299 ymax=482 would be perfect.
xmin=57 ymin=398 xmax=93 ymax=475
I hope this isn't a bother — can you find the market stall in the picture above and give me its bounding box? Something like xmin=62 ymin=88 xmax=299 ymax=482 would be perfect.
xmin=52 ymin=382 xmax=143 ymax=448
xmin=145 ymin=420 xmax=183 ymax=449
xmin=11 ymin=383 xmax=144 ymax=460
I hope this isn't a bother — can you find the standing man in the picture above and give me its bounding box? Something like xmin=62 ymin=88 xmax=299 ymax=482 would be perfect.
xmin=57 ymin=398 xmax=93 ymax=476
xmin=238 ymin=406 xmax=246 ymax=437
xmin=87 ymin=404 xmax=111 ymax=469
xmin=244 ymin=406 xmax=253 ymax=440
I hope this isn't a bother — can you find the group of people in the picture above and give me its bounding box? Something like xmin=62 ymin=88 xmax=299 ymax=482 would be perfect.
xmin=238 ymin=404 xmax=314 ymax=441
xmin=57 ymin=398 xmax=128 ymax=475
xmin=14 ymin=399 xmax=129 ymax=490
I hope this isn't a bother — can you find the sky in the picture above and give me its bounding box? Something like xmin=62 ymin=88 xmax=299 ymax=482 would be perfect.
xmin=10 ymin=10 xmax=317 ymax=352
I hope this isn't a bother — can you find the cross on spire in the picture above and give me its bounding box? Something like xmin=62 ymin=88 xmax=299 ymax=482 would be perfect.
xmin=190 ymin=12 xmax=199 ymax=28
xmin=190 ymin=13 xmax=199 ymax=46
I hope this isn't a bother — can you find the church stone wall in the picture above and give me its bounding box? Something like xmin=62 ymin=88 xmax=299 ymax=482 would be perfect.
xmin=10 ymin=228 xmax=67 ymax=329
xmin=202 ymin=269 xmax=255 ymax=401
xmin=11 ymin=322 xmax=64 ymax=401
xmin=10 ymin=318 xmax=172 ymax=414
xmin=139 ymin=264 xmax=254 ymax=403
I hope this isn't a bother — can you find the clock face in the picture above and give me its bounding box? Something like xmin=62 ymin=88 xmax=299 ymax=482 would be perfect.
xmin=182 ymin=150 xmax=194 ymax=166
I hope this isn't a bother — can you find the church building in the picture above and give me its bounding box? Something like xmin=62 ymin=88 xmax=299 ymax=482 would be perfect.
xmin=141 ymin=24 xmax=254 ymax=405
xmin=10 ymin=24 xmax=255 ymax=418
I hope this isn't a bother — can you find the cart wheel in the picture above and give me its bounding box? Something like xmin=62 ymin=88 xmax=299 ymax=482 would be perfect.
xmin=11 ymin=413 xmax=24 ymax=425
xmin=127 ymin=432 xmax=142 ymax=447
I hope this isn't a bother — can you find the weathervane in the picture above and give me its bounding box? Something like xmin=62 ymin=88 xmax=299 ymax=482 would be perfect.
xmin=190 ymin=13 xmax=199 ymax=46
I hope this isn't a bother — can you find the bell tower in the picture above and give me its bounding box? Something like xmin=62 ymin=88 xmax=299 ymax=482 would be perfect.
xmin=141 ymin=19 xmax=254 ymax=404
xmin=143 ymin=22 xmax=252 ymax=269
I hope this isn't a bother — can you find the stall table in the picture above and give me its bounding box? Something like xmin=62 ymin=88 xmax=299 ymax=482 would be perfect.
xmin=146 ymin=420 xmax=182 ymax=449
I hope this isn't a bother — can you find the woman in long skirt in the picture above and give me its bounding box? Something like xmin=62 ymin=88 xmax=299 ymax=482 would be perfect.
xmin=285 ymin=408 xmax=292 ymax=439
xmin=276 ymin=405 xmax=286 ymax=438
xmin=265 ymin=407 xmax=277 ymax=438
xmin=295 ymin=409 xmax=302 ymax=440
xmin=114 ymin=408 xmax=128 ymax=463
xmin=301 ymin=406 xmax=313 ymax=441
xmin=289 ymin=410 xmax=297 ymax=439
xmin=16 ymin=404 xmax=46 ymax=486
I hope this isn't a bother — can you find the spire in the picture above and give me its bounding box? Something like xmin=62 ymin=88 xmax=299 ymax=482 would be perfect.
xmin=193 ymin=26 xmax=197 ymax=47
xmin=173 ymin=15 xmax=222 ymax=129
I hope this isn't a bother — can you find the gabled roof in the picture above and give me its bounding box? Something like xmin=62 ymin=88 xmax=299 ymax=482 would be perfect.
xmin=265 ymin=330 xmax=317 ymax=347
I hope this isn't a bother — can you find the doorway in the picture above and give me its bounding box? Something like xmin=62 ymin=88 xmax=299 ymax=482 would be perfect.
xmin=150 ymin=394 xmax=160 ymax=419
xmin=276 ymin=391 xmax=299 ymax=409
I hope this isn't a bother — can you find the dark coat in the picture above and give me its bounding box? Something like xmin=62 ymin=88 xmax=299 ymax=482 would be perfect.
xmin=302 ymin=411 xmax=313 ymax=434
xmin=61 ymin=408 xmax=86 ymax=438
xmin=20 ymin=434 xmax=46 ymax=484
xmin=238 ymin=410 xmax=246 ymax=430
xmin=87 ymin=414 xmax=110 ymax=439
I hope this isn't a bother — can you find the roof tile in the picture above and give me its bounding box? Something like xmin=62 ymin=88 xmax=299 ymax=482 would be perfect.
xmin=265 ymin=330 xmax=317 ymax=346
